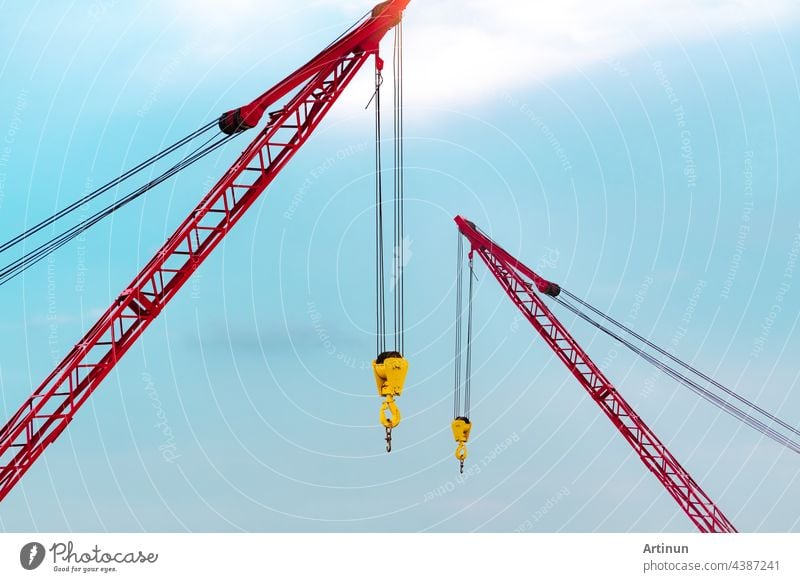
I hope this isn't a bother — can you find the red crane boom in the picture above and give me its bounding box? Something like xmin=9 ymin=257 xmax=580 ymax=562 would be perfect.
xmin=454 ymin=215 xmax=736 ymax=533
xmin=0 ymin=0 xmax=410 ymax=503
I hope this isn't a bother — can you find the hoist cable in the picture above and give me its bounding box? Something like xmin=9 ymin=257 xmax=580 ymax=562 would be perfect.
xmin=453 ymin=236 xmax=475 ymax=420
xmin=392 ymin=20 xmax=405 ymax=354
xmin=552 ymin=295 xmax=800 ymax=455
xmin=560 ymin=287 xmax=800 ymax=443
xmin=464 ymin=255 xmax=474 ymax=418
xmin=374 ymin=62 xmax=386 ymax=355
xmin=0 ymin=131 xmax=234 ymax=288
xmin=0 ymin=120 xmax=217 ymax=257
xmin=454 ymin=233 xmax=464 ymax=418
xmin=374 ymin=21 xmax=405 ymax=356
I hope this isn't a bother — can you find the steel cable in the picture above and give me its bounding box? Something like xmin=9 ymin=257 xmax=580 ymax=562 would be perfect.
xmin=552 ymin=294 xmax=800 ymax=455
xmin=0 ymin=131 xmax=235 ymax=287
xmin=0 ymin=120 xmax=217 ymax=257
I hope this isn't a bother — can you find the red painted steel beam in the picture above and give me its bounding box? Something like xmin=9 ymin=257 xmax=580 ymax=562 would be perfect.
xmin=0 ymin=0 xmax=410 ymax=503
xmin=454 ymin=215 xmax=736 ymax=533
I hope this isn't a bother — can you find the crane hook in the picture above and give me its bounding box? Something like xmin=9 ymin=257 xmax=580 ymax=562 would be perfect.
xmin=385 ymin=426 xmax=393 ymax=453
xmin=379 ymin=394 xmax=400 ymax=453
xmin=374 ymin=353 xmax=408 ymax=453
xmin=452 ymin=417 xmax=472 ymax=474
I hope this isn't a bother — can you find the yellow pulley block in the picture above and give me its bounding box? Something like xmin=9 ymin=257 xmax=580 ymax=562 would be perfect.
xmin=451 ymin=416 xmax=472 ymax=473
xmin=372 ymin=351 xmax=409 ymax=398
xmin=373 ymin=351 xmax=409 ymax=453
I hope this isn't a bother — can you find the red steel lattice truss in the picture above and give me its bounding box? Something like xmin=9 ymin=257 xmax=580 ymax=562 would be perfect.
xmin=454 ymin=215 xmax=736 ymax=533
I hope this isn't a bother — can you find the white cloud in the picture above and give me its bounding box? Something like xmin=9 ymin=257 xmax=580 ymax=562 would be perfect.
xmin=164 ymin=0 xmax=799 ymax=109
xmin=165 ymin=0 xmax=302 ymax=60
xmin=318 ymin=0 xmax=799 ymax=107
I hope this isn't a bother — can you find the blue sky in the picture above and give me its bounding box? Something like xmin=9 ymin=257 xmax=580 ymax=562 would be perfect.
xmin=0 ymin=0 xmax=799 ymax=532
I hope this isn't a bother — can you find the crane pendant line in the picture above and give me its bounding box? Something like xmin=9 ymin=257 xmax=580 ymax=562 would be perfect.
xmin=454 ymin=215 xmax=736 ymax=533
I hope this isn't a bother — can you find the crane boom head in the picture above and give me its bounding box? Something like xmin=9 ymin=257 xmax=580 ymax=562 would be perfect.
xmin=454 ymin=215 xmax=562 ymax=297
xmin=218 ymin=0 xmax=411 ymax=135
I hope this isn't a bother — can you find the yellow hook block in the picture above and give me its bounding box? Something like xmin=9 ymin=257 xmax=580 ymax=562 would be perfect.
xmin=452 ymin=417 xmax=472 ymax=444
xmin=372 ymin=351 xmax=409 ymax=398
xmin=373 ymin=352 xmax=408 ymax=452
xmin=451 ymin=417 xmax=472 ymax=470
